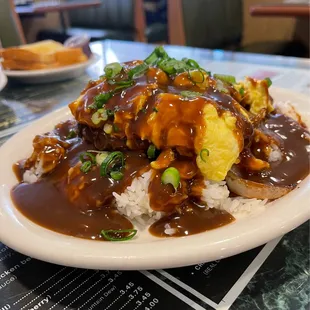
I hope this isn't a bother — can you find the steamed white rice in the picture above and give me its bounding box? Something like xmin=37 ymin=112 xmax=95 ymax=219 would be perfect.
xmin=113 ymin=175 xmax=268 ymax=229
xmin=113 ymin=171 xmax=163 ymax=226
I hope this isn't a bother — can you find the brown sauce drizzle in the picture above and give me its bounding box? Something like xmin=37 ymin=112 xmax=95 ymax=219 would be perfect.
xmin=11 ymin=135 xmax=149 ymax=240
xmin=149 ymin=201 xmax=234 ymax=237
xmin=237 ymin=114 xmax=310 ymax=187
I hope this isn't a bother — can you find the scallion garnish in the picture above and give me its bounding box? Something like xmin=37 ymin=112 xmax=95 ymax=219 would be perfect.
xmin=106 ymin=109 xmax=115 ymax=117
xmin=200 ymin=149 xmax=209 ymax=163
xmin=79 ymin=152 xmax=96 ymax=164
xmin=180 ymin=90 xmax=201 ymax=99
xmin=161 ymin=167 xmax=180 ymax=190
xmin=128 ymin=63 xmax=149 ymax=79
xmin=155 ymin=46 xmax=169 ymax=58
xmin=147 ymin=144 xmax=156 ymax=159
xmin=104 ymin=123 xmax=113 ymax=134
xmin=66 ymin=130 xmax=76 ymax=139
xmin=113 ymin=124 xmax=120 ymax=132
xmin=104 ymin=62 xmax=122 ymax=79
xmin=213 ymin=74 xmax=236 ymax=84
xmin=94 ymin=92 xmax=113 ymax=109
xmin=108 ymin=79 xmax=133 ymax=86
xmin=80 ymin=161 xmax=92 ymax=173
xmin=144 ymin=49 xmax=159 ymax=65
xmin=110 ymin=171 xmax=124 ymax=180
xmin=100 ymin=151 xmax=124 ymax=177
xmin=101 ymin=229 xmax=137 ymax=241
xmin=188 ymin=69 xmax=205 ymax=84
xmin=91 ymin=81 xmax=134 ymax=110
xmin=95 ymin=152 xmax=109 ymax=166
xmin=158 ymin=58 xmax=190 ymax=75
xmin=144 ymin=46 xmax=168 ymax=65
xmin=239 ymin=87 xmax=245 ymax=96
xmin=264 ymin=77 xmax=272 ymax=87
xmin=153 ymin=107 xmax=158 ymax=113
xmin=215 ymin=80 xmax=229 ymax=94
xmin=91 ymin=108 xmax=108 ymax=125
xmin=183 ymin=58 xmax=200 ymax=69
xmin=113 ymin=81 xmax=134 ymax=92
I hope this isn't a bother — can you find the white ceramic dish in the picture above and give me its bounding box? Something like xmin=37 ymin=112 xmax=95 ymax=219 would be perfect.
xmin=0 ymin=66 xmax=7 ymax=91
xmin=3 ymin=54 xmax=99 ymax=84
xmin=0 ymin=87 xmax=309 ymax=270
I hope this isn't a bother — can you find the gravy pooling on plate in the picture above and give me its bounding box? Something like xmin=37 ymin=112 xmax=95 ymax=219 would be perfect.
xmin=11 ymin=47 xmax=310 ymax=241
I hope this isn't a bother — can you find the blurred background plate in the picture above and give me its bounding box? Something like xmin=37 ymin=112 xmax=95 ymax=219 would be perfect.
xmin=3 ymin=53 xmax=99 ymax=84
xmin=0 ymin=67 xmax=7 ymax=92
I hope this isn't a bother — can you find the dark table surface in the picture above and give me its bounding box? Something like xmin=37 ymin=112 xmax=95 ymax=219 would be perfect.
xmin=0 ymin=40 xmax=309 ymax=309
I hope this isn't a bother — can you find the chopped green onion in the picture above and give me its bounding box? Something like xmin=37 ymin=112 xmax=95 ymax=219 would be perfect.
xmin=101 ymin=229 xmax=137 ymax=241
xmin=108 ymin=79 xmax=133 ymax=86
xmin=239 ymin=87 xmax=245 ymax=96
xmin=183 ymin=58 xmax=200 ymax=69
xmin=158 ymin=59 xmax=188 ymax=75
xmin=201 ymin=70 xmax=211 ymax=76
xmin=147 ymin=144 xmax=156 ymax=159
xmin=180 ymin=90 xmax=201 ymax=99
xmin=144 ymin=46 xmax=169 ymax=65
xmin=214 ymin=74 xmax=236 ymax=84
xmin=110 ymin=171 xmax=124 ymax=180
xmin=100 ymin=151 xmax=124 ymax=177
xmin=94 ymin=92 xmax=113 ymax=109
xmin=113 ymin=124 xmax=120 ymax=132
xmin=158 ymin=59 xmax=177 ymax=74
xmin=80 ymin=161 xmax=92 ymax=173
xmin=161 ymin=167 xmax=180 ymax=190
xmin=188 ymin=69 xmax=205 ymax=84
xmin=155 ymin=46 xmax=169 ymax=58
xmin=91 ymin=108 xmax=108 ymax=125
xmin=114 ymin=81 xmax=134 ymax=92
xmin=144 ymin=50 xmax=159 ymax=65
xmin=140 ymin=108 xmax=147 ymax=114
xmin=106 ymin=109 xmax=115 ymax=117
xmin=264 ymin=77 xmax=272 ymax=87
xmin=66 ymin=130 xmax=76 ymax=139
xmin=104 ymin=62 xmax=122 ymax=79
xmin=95 ymin=152 xmax=109 ymax=166
xmin=128 ymin=63 xmax=149 ymax=79
xmin=153 ymin=107 xmax=158 ymax=113
xmin=79 ymin=152 xmax=96 ymax=164
xmin=104 ymin=123 xmax=113 ymax=134
xmin=200 ymin=149 xmax=209 ymax=163
xmin=215 ymin=80 xmax=229 ymax=94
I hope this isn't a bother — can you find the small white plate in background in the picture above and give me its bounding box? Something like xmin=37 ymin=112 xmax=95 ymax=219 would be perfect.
xmin=3 ymin=53 xmax=99 ymax=84
xmin=0 ymin=66 xmax=7 ymax=91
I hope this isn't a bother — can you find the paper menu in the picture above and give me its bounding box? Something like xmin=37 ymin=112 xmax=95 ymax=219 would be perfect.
xmin=0 ymin=237 xmax=280 ymax=310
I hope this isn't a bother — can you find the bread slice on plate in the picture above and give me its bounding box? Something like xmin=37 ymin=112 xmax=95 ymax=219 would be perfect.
xmin=0 ymin=40 xmax=88 ymax=70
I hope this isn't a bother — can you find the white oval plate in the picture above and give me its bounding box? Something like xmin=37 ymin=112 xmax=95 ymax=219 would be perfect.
xmin=3 ymin=54 xmax=99 ymax=84
xmin=0 ymin=66 xmax=7 ymax=91
xmin=0 ymin=87 xmax=309 ymax=270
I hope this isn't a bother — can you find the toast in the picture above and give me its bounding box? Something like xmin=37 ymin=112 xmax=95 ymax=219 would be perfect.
xmin=0 ymin=40 xmax=88 ymax=71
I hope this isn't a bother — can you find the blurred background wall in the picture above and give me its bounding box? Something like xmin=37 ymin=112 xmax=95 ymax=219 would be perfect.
xmin=20 ymin=0 xmax=307 ymax=55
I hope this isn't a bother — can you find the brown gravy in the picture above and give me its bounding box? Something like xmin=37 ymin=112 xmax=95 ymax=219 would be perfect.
xmin=149 ymin=201 xmax=234 ymax=237
xmin=11 ymin=138 xmax=149 ymax=240
xmin=237 ymin=114 xmax=310 ymax=187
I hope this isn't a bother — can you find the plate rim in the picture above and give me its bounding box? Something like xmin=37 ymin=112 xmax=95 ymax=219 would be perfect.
xmin=0 ymin=86 xmax=309 ymax=270
xmin=3 ymin=53 xmax=99 ymax=77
